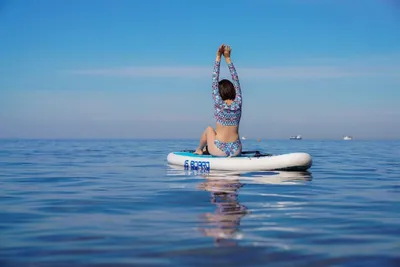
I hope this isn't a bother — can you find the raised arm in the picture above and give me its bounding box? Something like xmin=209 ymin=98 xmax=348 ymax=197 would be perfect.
xmin=224 ymin=46 xmax=242 ymax=105
xmin=212 ymin=45 xmax=225 ymax=106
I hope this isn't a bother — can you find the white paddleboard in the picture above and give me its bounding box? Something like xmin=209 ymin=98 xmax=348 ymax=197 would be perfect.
xmin=167 ymin=150 xmax=312 ymax=171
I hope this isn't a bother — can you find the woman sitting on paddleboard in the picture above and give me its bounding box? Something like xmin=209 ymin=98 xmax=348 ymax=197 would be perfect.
xmin=194 ymin=44 xmax=243 ymax=157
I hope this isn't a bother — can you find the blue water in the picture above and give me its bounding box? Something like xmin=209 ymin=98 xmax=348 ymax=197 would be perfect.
xmin=1 ymin=139 xmax=399 ymax=267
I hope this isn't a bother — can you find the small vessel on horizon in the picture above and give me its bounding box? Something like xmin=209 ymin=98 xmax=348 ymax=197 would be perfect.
xmin=290 ymin=135 xmax=302 ymax=140
xmin=241 ymin=136 xmax=247 ymax=140
xmin=343 ymin=136 xmax=353 ymax=140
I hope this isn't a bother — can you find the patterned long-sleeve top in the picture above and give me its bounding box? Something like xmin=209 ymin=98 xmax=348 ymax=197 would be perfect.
xmin=212 ymin=60 xmax=242 ymax=126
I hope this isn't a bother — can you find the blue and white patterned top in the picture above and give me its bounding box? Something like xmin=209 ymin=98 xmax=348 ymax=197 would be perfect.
xmin=212 ymin=60 xmax=242 ymax=126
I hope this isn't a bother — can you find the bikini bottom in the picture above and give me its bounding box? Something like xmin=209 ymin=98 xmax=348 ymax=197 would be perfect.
xmin=214 ymin=139 xmax=242 ymax=157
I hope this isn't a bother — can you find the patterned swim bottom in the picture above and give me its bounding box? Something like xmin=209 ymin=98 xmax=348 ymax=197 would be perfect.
xmin=214 ymin=139 xmax=242 ymax=157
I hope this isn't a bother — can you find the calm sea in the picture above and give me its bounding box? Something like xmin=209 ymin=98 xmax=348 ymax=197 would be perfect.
xmin=0 ymin=139 xmax=399 ymax=267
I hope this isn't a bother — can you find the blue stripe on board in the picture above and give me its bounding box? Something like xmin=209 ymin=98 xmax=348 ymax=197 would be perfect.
xmin=172 ymin=152 xmax=249 ymax=158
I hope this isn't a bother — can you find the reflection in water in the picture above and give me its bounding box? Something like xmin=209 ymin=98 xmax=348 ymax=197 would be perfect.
xmin=241 ymin=171 xmax=313 ymax=185
xmin=167 ymin=165 xmax=313 ymax=246
xmin=197 ymin=175 xmax=247 ymax=247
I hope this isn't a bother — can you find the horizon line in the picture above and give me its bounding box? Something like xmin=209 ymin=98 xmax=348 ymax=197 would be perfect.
xmin=0 ymin=137 xmax=399 ymax=141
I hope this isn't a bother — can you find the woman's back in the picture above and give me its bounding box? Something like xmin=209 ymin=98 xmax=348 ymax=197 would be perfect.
xmin=212 ymin=59 xmax=242 ymax=143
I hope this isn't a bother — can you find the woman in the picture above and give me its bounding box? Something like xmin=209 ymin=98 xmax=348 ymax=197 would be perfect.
xmin=194 ymin=44 xmax=243 ymax=157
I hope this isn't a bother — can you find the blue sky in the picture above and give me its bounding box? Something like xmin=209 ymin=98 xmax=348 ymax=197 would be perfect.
xmin=0 ymin=0 xmax=399 ymax=139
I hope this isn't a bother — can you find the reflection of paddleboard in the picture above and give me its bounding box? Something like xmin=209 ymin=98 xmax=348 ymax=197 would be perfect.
xmin=167 ymin=150 xmax=312 ymax=171
xmin=167 ymin=165 xmax=313 ymax=185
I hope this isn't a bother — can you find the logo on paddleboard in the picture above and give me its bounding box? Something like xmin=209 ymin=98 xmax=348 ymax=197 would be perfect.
xmin=184 ymin=160 xmax=210 ymax=171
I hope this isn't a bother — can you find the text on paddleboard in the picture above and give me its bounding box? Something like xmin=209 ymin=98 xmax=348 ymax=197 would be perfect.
xmin=184 ymin=160 xmax=210 ymax=171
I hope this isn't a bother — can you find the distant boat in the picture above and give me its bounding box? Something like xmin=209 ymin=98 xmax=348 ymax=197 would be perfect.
xmin=241 ymin=136 xmax=247 ymax=140
xmin=290 ymin=135 xmax=302 ymax=140
xmin=343 ymin=136 xmax=353 ymax=140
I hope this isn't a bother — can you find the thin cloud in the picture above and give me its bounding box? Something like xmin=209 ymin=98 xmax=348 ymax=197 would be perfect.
xmin=65 ymin=65 xmax=400 ymax=79
xmin=66 ymin=66 xmax=210 ymax=78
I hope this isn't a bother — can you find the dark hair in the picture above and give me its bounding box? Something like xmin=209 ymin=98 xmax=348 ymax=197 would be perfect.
xmin=218 ymin=79 xmax=236 ymax=100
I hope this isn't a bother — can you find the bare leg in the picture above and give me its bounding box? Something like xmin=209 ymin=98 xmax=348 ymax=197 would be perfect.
xmin=195 ymin=126 xmax=226 ymax=156
xmin=195 ymin=126 xmax=213 ymax=154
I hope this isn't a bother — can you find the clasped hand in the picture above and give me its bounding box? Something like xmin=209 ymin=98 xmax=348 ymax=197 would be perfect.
xmin=216 ymin=44 xmax=231 ymax=58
